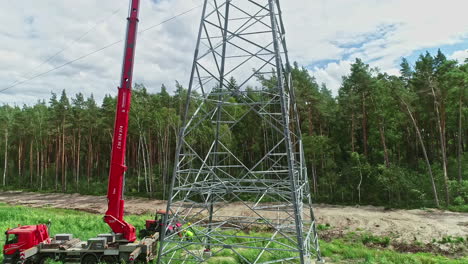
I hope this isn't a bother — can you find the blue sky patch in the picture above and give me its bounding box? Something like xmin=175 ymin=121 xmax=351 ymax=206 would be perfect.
xmin=404 ymin=39 xmax=468 ymax=65
xmin=307 ymin=59 xmax=340 ymax=69
xmin=332 ymin=23 xmax=398 ymax=50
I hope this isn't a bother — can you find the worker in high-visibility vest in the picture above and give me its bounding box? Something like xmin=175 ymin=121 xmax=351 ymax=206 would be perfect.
xmin=183 ymin=222 xmax=195 ymax=241
xmin=184 ymin=229 xmax=194 ymax=240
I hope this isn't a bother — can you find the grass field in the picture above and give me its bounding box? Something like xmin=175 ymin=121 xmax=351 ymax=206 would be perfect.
xmin=0 ymin=203 xmax=466 ymax=264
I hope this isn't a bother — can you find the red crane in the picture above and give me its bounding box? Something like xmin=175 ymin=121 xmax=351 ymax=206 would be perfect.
xmin=104 ymin=0 xmax=140 ymax=242
xmin=3 ymin=2 xmax=162 ymax=263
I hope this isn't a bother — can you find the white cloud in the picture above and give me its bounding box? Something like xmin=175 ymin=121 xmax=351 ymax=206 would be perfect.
xmin=0 ymin=0 xmax=467 ymax=104
xmin=282 ymin=0 xmax=468 ymax=95
xmin=449 ymin=49 xmax=468 ymax=62
xmin=0 ymin=0 xmax=202 ymax=105
xmin=310 ymin=60 xmax=352 ymax=95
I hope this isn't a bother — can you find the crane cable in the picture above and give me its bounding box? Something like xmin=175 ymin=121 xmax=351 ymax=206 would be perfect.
xmin=0 ymin=4 xmax=202 ymax=94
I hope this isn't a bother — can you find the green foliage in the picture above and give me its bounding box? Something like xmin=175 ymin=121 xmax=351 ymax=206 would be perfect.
xmin=360 ymin=233 xmax=391 ymax=247
xmin=447 ymin=204 xmax=468 ymax=213
xmin=0 ymin=50 xmax=467 ymax=210
xmin=453 ymin=196 xmax=465 ymax=206
xmin=321 ymin=238 xmax=467 ymax=264
xmin=450 ymin=180 xmax=468 ymax=202
xmin=317 ymin=223 xmax=332 ymax=231
xmin=437 ymin=236 xmax=465 ymax=245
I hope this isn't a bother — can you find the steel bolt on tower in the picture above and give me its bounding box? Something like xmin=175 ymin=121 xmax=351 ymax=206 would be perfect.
xmin=158 ymin=0 xmax=322 ymax=263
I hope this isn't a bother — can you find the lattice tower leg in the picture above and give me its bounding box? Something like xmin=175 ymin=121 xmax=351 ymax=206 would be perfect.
xmin=157 ymin=1 xmax=322 ymax=263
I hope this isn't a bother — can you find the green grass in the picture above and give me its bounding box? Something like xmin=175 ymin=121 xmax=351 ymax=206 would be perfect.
xmin=320 ymin=239 xmax=466 ymax=264
xmin=437 ymin=236 xmax=466 ymax=245
xmin=447 ymin=204 xmax=468 ymax=213
xmin=0 ymin=203 xmax=467 ymax=263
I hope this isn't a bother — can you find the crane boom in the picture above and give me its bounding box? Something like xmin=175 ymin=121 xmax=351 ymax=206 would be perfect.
xmin=2 ymin=3 xmax=162 ymax=263
xmin=104 ymin=0 xmax=140 ymax=242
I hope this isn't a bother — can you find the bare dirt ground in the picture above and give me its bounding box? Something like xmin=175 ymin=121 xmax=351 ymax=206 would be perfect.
xmin=1 ymin=191 xmax=467 ymax=244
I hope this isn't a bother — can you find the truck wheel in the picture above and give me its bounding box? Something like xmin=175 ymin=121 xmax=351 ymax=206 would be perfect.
xmin=2 ymin=255 xmax=16 ymax=264
xmin=81 ymin=254 xmax=99 ymax=264
xmin=100 ymin=255 xmax=118 ymax=263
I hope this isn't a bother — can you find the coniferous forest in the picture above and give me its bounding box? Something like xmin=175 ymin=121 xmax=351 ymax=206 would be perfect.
xmin=0 ymin=50 xmax=467 ymax=209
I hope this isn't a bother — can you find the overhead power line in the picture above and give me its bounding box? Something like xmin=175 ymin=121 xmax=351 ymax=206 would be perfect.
xmin=0 ymin=4 xmax=202 ymax=94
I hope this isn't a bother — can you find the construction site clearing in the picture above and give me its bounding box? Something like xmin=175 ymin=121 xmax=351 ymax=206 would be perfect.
xmin=1 ymin=191 xmax=466 ymax=246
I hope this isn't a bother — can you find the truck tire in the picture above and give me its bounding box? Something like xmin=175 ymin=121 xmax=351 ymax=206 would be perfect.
xmin=81 ymin=254 xmax=99 ymax=264
xmin=2 ymin=255 xmax=16 ymax=264
xmin=99 ymin=255 xmax=118 ymax=263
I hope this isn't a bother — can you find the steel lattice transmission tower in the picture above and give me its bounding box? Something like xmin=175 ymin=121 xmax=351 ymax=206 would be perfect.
xmin=158 ymin=0 xmax=322 ymax=263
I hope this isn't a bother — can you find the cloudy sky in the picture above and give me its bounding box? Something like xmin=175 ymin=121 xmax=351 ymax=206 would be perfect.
xmin=1 ymin=0 xmax=467 ymax=105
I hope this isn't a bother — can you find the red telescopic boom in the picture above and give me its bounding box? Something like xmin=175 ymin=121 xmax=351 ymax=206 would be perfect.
xmin=104 ymin=0 xmax=140 ymax=242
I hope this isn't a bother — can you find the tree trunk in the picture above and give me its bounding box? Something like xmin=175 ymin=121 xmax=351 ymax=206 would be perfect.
xmin=36 ymin=147 xmax=39 ymax=186
xmin=402 ymin=99 xmax=440 ymax=207
xmin=140 ymin=134 xmax=149 ymax=193
xmin=3 ymin=129 xmax=8 ymax=186
xmin=379 ymin=123 xmax=390 ymax=168
xmin=362 ymin=95 xmax=368 ymax=156
xmin=321 ymin=153 xmax=325 ymax=192
xmin=143 ymin=133 xmax=152 ymax=196
xmin=161 ymin=131 xmax=166 ymax=198
xmin=458 ymin=87 xmax=464 ymax=183
xmin=87 ymin=133 xmax=92 ymax=187
xmin=351 ymin=112 xmax=356 ymax=152
xmin=76 ymin=128 xmax=81 ymax=190
xmin=65 ymin=158 xmax=68 ymax=193
xmin=40 ymin=146 xmax=44 ymax=190
xmin=18 ymin=141 xmax=22 ymax=179
xmin=71 ymin=131 xmax=75 ymax=184
xmin=55 ymin=132 xmax=59 ymax=191
xmin=61 ymin=123 xmax=66 ymax=192
xmin=355 ymin=153 xmax=363 ymax=205
xmin=137 ymin=140 xmax=141 ymax=193
xmin=430 ymin=84 xmax=450 ymax=206
xmin=310 ymin=160 xmax=318 ymax=195
xmin=307 ymin=106 xmax=313 ymax=135
xmin=30 ymin=141 xmax=34 ymax=186
xmin=370 ymin=94 xmax=389 ymax=167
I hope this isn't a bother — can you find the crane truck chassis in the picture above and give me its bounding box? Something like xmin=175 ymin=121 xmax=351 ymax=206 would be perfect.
xmin=2 ymin=0 xmax=165 ymax=263
xmin=4 ymin=225 xmax=158 ymax=264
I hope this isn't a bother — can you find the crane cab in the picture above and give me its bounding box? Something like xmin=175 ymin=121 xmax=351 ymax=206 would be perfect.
xmin=3 ymin=224 xmax=50 ymax=263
